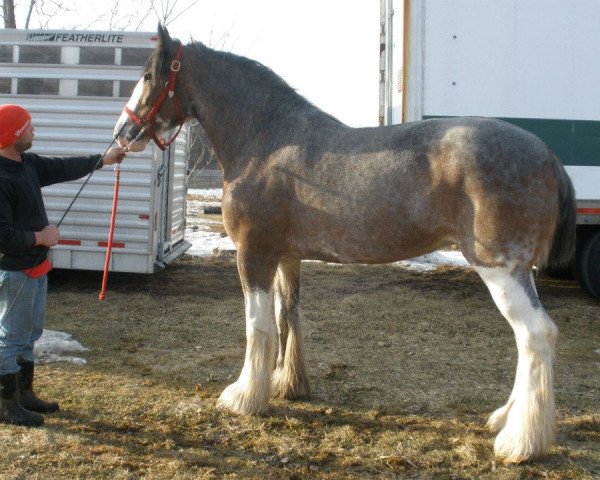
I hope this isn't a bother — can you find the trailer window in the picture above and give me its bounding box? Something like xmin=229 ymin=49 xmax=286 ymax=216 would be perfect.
xmin=78 ymin=79 xmax=113 ymax=97
xmin=0 ymin=78 xmax=11 ymax=94
xmin=0 ymin=45 xmax=12 ymax=63
xmin=121 ymin=48 xmax=153 ymax=66
xmin=80 ymin=46 xmax=115 ymax=65
xmin=17 ymin=78 xmax=59 ymax=95
xmin=119 ymin=80 xmax=138 ymax=98
xmin=19 ymin=46 xmax=61 ymax=64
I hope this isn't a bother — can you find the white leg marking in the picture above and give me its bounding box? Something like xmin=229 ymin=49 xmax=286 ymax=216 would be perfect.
xmin=217 ymin=288 xmax=276 ymax=414
xmin=476 ymin=267 xmax=557 ymax=463
xmin=246 ymin=287 xmax=276 ymax=335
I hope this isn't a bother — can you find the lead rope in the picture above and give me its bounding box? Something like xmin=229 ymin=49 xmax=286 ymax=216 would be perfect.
xmin=98 ymin=163 xmax=121 ymax=301
xmin=96 ymin=124 xmax=149 ymax=301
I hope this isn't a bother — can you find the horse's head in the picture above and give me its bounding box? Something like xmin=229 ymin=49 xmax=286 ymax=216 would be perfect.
xmin=114 ymin=25 xmax=186 ymax=152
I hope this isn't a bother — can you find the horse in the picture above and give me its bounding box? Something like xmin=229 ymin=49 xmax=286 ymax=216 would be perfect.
xmin=114 ymin=25 xmax=576 ymax=464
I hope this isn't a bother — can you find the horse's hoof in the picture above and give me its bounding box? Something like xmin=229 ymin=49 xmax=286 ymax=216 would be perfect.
xmin=271 ymin=383 xmax=310 ymax=400
xmin=216 ymin=381 xmax=269 ymax=415
xmin=494 ymin=434 xmax=536 ymax=464
xmin=272 ymin=368 xmax=311 ymax=400
xmin=493 ymin=421 xmax=553 ymax=464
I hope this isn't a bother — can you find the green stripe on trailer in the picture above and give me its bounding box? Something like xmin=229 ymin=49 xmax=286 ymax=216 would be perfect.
xmin=423 ymin=117 xmax=600 ymax=167
xmin=504 ymin=118 xmax=600 ymax=167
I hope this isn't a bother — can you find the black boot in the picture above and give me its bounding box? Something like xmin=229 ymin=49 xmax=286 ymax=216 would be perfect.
xmin=17 ymin=361 xmax=59 ymax=413
xmin=0 ymin=373 xmax=44 ymax=426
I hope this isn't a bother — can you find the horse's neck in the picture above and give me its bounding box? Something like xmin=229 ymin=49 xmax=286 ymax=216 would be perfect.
xmin=184 ymin=46 xmax=337 ymax=176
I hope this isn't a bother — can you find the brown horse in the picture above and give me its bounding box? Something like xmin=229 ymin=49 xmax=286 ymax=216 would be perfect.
xmin=115 ymin=26 xmax=576 ymax=464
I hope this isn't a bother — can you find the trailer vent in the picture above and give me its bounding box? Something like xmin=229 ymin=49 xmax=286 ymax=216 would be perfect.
xmin=80 ymin=46 xmax=115 ymax=65
xmin=19 ymin=45 xmax=61 ymax=63
xmin=78 ymin=79 xmax=113 ymax=97
xmin=0 ymin=45 xmax=12 ymax=62
xmin=122 ymin=48 xmax=154 ymax=66
xmin=17 ymin=78 xmax=59 ymax=95
xmin=0 ymin=78 xmax=10 ymax=94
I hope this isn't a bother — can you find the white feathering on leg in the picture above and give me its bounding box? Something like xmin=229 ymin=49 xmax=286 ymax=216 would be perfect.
xmin=217 ymin=287 xmax=276 ymax=414
xmin=476 ymin=267 xmax=557 ymax=464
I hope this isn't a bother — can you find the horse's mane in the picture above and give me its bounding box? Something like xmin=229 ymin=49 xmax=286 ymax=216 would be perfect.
xmin=149 ymin=40 xmax=343 ymax=125
xmin=190 ymin=41 xmax=296 ymax=94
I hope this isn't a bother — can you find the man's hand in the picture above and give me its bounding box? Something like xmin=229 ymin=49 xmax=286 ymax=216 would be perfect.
xmin=102 ymin=147 xmax=127 ymax=166
xmin=35 ymin=225 xmax=59 ymax=247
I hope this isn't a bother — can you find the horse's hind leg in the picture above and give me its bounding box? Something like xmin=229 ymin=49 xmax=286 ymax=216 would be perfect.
xmin=272 ymin=258 xmax=310 ymax=399
xmin=475 ymin=265 xmax=557 ymax=464
xmin=217 ymin=249 xmax=278 ymax=415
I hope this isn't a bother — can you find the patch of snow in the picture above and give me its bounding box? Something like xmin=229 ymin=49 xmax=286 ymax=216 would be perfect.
xmin=188 ymin=188 xmax=222 ymax=199
xmin=34 ymin=329 xmax=89 ymax=365
xmin=186 ymin=194 xmax=235 ymax=256
xmin=394 ymin=251 xmax=470 ymax=272
xmin=185 ymin=227 xmax=236 ymax=257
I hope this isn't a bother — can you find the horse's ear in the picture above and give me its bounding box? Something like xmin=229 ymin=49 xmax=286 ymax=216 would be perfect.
xmin=157 ymin=23 xmax=172 ymax=48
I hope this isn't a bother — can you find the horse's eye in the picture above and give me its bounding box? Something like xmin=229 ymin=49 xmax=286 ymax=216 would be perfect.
xmin=144 ymin=73 xmax=152 ymax=81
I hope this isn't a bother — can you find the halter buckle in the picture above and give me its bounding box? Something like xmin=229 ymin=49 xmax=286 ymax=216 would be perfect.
xmin=171 ymin=59 xmax=181 ymax=72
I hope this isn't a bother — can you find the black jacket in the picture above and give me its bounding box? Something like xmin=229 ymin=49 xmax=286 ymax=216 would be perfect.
xmin=0 ymin=152 xmax=102 ymax=271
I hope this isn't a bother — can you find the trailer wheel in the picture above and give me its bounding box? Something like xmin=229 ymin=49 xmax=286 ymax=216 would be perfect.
xmin=577 ymin=230 xmax=600 ymax=300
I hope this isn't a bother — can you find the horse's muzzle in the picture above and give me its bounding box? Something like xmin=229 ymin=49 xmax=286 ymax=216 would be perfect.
xmin=117 ymin=135 xmax=148 ymax=152
xmin=114 ymin=117 xmax=148 ymax=152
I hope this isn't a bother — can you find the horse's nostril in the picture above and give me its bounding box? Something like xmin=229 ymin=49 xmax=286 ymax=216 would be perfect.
xmin=124 ymin=127 xmax=141 ymax=141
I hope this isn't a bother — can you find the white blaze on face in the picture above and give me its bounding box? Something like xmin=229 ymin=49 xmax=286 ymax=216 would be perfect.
xmin=114 ymin=78 xmax=145 ymax=141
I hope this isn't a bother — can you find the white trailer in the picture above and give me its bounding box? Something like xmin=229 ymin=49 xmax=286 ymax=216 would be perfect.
xmin=380 ymin=0 xmax=600 ymax=299
xmin=0 ymin=29 xmax=190 ymax=273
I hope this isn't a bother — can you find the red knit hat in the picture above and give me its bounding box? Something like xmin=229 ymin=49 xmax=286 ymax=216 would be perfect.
xmin=0 ymin=104 xmax=32 ymax=148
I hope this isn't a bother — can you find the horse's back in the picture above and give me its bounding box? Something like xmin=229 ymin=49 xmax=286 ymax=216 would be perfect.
xmin=351 ymin=116 xmax=552 ymax=174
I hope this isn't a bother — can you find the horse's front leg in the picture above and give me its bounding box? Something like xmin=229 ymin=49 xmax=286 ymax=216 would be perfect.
xmin=272 ymin=258 xmax=310 ymax=399
xmin=217 ymin=249 xmax=278 ymax=415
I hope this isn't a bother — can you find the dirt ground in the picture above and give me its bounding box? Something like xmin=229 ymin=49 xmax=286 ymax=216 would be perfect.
xmin=0 ymin=253 xmax=597 ymax=479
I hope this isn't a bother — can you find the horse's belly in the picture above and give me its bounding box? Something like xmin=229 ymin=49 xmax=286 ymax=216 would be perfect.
xmin=292 ymin=222 xmax=454 ymax=264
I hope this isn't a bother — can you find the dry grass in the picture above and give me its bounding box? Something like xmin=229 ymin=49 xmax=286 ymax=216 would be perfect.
xmin=0 ymin=256 xmax=598 ymax=479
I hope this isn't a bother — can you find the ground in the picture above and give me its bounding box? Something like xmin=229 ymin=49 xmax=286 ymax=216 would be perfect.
xmin=0 ymin=254 xmax=598 ymax=479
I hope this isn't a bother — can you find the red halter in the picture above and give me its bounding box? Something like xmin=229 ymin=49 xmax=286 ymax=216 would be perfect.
xmin=123 ymin=43 xmax=185 ymax=151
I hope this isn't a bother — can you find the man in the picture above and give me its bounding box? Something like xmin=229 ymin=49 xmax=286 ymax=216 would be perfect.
xmin=0 ymin=104 xmax=126 ymax=426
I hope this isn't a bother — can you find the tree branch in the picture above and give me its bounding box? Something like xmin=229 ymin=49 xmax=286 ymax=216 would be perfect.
xmin=3 ymin=0 xmax=17 ymax=28
xmin=24 ymin=0 xmax=36 ymax=29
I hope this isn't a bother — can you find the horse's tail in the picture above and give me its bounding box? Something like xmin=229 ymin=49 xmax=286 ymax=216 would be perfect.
xmin=540 ymin=152 xmax=577 ymax=271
